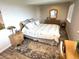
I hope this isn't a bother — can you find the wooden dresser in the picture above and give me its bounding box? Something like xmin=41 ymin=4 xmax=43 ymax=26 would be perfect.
xmin=9 ymin=31 xmax=24 ymax=46
xmin=44 ymin=17 xmax=60 ymax=25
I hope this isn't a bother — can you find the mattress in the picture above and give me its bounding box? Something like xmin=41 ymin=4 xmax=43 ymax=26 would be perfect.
xmin=22 ymin=24 xmax=60 ymax=42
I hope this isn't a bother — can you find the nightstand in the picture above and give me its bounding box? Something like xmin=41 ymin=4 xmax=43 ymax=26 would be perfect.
xmin=60 ymin=22 xmax=66 ymax=29
xmin=9 ymin=31 xmax=24 ymax=46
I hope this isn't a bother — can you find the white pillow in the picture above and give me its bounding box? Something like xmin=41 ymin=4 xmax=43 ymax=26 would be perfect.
xmin=25 ymin=22 xmax=37 ymax=29
xmin=34 ymin=20 xmax=40 ymax=25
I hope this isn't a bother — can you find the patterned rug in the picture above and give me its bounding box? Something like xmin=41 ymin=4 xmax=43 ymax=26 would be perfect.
xmin=13 ymin=39 xmax=60 ymax=59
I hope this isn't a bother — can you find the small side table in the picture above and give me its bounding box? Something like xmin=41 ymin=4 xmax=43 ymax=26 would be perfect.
xmin=60 ymin=22 xmax=66 ymax=30
xmin=9 ymin=31 xmax=24 ymax=46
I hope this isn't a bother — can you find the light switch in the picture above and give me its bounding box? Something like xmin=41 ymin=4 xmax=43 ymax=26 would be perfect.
xmin=77 ymin=31 xmax=79 ymax=33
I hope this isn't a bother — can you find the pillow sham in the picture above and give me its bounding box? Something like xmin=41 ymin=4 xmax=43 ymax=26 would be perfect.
xmin=34 ymin=20 xmax=40 ymax=26
xmin=25 ymin=22 xmax=37 ymax=30
xmin=22 ymin=19 xmax=30 ymax=25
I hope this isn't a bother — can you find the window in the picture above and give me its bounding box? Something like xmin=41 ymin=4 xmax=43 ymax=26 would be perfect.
xmin=67 ymin=3 xmax=75 ymax=23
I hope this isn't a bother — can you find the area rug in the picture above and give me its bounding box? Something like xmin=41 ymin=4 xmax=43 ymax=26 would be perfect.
xmin=14 ymin=39 xmax=60 ymax=59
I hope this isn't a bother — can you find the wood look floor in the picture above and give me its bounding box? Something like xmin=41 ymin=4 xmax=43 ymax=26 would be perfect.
xmin=0 ymin=48 xmax=31 ymax=59
xmin=0 ymin=40 xmax=59 ymax=59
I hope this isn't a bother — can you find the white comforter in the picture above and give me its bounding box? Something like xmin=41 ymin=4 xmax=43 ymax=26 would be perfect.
xmin=0 ymin=29 xmax=11 ymax=53
xmin=22 ymin=24 xmax=60 ymax=42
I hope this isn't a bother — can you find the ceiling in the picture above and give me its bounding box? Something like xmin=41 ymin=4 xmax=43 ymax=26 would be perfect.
xmin=25 ymin=0 xmax=73 ymax=5
xmin=0 ymin=0 xmax=73 ymax=5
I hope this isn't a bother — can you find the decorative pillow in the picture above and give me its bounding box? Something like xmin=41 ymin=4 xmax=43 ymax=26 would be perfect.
xmin=22 ymin=19 xmax=30 ymax=25
xmin=21 ymin=19 xmax=40 ymax=30
xmin=25 ymin=22 xmax=37 ymax=30
xmin=34 ymin=20 xmax=40 ymax=26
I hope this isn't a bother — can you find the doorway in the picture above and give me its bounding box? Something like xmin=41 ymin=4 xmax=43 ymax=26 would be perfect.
xmin=0 ymin=11 xmax=5 ymax=30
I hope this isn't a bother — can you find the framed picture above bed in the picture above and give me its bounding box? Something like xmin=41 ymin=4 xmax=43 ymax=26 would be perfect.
xmin=49 ymin=9 xmax=58 ymax=19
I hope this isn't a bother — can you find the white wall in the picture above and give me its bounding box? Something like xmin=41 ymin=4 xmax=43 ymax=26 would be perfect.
xmin=40 ymin=3 xmax=70 ymax=23
xmin=0 ymin=3 xmax=40 ymax=30
xmin=0 ymin=2 xmax=70 ymax=30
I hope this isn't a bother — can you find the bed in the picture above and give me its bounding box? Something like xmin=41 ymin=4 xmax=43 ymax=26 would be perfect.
xmin=0 ymin=29 xmax=12 ymax=53
xmin=21 ymin=19 xmax=60 ymax=43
